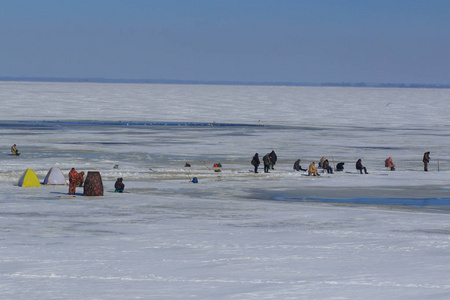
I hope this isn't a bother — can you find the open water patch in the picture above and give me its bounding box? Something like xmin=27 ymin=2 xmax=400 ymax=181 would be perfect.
xmin=248 ymin=188 xmax=450 ymax=212
xmin=272 ymin=195 xmax=450 ymax=212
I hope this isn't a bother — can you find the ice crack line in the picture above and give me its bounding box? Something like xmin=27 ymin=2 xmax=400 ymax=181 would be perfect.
xmin=1 ymin=274 xmax=449 ymax=289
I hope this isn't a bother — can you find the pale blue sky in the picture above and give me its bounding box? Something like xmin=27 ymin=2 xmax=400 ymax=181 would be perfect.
xmin=1 ymin=0 xmax=449 ymax=84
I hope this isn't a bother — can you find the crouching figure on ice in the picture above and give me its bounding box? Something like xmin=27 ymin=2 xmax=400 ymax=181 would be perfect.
xmin=68 ymin=168 xmax=85 ymax=195
xmin=385 ymin=157 xmax=395 ymax=171
xmin=322 ymin=158 xmax=334 ymax=174
xmin=11 ymin=144 xmax=20 ymax=155
xmin=115 ymin=177 xmax=125 ymax=193
xmin=356 ymin=159 xmax=369 ymax=174
xmin=293 ymin=159 xmax=306 ymax=172
xmin=308 ymin=162 xmax=320 ymax=176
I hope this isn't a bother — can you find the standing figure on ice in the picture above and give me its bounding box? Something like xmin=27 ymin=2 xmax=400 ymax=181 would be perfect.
xmin=263 ymin=153 xmax=271 ymax=173
xmin=251 ymin=153 xmax=260 ymax=173
xmin=356 ymin=159 xmax=369 ymax=174
xmin=269 ymin=150 xmax=277 ymax=169
xmin=68 ymin=168 xmax=85 ymax=195
xmin=423 ymin=151 xmax=431 ymax=171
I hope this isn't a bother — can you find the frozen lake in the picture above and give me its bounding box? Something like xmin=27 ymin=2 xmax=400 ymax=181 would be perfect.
xmin=0 ymin=82 xmax=449 ymax=299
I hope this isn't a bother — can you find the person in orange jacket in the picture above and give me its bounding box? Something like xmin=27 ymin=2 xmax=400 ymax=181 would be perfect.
xmin=68 ymin=168 xmax=84 ymax=195
xmin=385 ymin=157 xmax=395 ymax=171
xmin=308 ymin=162 xmax=319 ymax=176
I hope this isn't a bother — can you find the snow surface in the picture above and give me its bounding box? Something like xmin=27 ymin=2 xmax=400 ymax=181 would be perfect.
xmin=0 ymin=82 xmax=449 ymax=299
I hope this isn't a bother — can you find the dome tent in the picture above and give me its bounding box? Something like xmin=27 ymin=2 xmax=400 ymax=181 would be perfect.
xmin=43 ymin=167 xmax=66 ymax=185
xmin=18 ymin=169 xmax=40 ymax=187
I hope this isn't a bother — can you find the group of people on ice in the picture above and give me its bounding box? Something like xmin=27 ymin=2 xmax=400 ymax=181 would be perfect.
xmin=68 ymin=167 xmax=125 ymax=195
xmin=251 ymin=151 xmax=277 ymax=173
xmin=9 ymin=142 xmax=433 ymax=192
xmin=250 ymin=151 xmax=432 ymax=175
xmin=251 ymin=151 xmax=374 ymax=176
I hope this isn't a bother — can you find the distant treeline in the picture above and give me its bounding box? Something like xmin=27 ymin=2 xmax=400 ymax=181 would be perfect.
xmin=1 ymin=76 xmax=449 ymax=89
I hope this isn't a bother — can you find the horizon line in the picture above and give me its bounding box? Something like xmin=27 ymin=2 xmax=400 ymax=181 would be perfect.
xmin=1 ymin=76 xmax=449 ymax=89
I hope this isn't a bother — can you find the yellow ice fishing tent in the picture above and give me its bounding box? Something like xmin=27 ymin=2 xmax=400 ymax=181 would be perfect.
xmin=18 ymin=169 xmax=41 ymax=187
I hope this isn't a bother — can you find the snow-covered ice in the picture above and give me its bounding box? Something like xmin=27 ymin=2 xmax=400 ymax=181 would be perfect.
xmin=0 ymin=82 xmax=449 ymax=299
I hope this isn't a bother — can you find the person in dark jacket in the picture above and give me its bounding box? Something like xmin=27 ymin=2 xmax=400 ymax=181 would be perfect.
xmin=263 ymin=153 xmax=271 ymax=173
xmin=251 ymin=153 xmax=260 ymax=173
xmin=114 ymin=178 xmax=125 ymax=193
xmin=356 ymin=159 xmax=368 ymax=174
xmin=423 ymin=152 xmax=430 ymax=171
xmin=293 ymin=159 xmax=306 ymax=171
xmin=269 ymin=150 xmax=277 ymax=169
xmin=336 ymin=162 xmax=345 ymax=171
xmin=322 ymin=159 xmax=334 ymax=174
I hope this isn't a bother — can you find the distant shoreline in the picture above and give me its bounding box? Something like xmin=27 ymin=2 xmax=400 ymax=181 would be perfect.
xmin=1 ymin=76 xmax=449 ymax=89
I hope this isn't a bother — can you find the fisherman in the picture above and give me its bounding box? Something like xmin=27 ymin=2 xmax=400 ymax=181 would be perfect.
xmin=319 ymin=156 xmax=327 ymax=168
xmin=356 ymin=159 xmax=369 ymax=174
xmin=263 ymin=153 xmax=271 ymax=173
xmin=269 ymin=150 xmax=277 ymax=169
xmin=385 ymin=157 xmax=395 ymax=171
xmin=114 ymin=178 xmax=125 ymax=193
xmin=77 ymin=171 xmax=85 ymax=187
xmin=423 ymin=152 xmax=430 ymax=171
xmin=336 ymin=162 xmax=345 ymax=171
xmin=68 ymin=168 xmax=84 ymax=195
xmin=322 ymin=159 xmax=334 ymax=174
xmin=11 ymin=144 xmax=19 ymax=155
xmin=251 ymin=153 xmax=260 ymax=173
xmin=308 ymin=162 xmax=319 ymax=176
xmin=293 ymin=159 xmax=306 ymax=171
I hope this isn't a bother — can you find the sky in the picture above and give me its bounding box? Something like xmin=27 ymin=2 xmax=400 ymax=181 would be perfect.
xmin=1 ymin=0 xmax=450 ymax=84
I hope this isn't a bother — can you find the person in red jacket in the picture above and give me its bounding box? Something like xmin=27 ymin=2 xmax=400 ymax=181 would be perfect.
xmin=68 ymin=168 xmax=84 ymax=195
xmin=385 ymin=157 xmax=395 ymax=171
